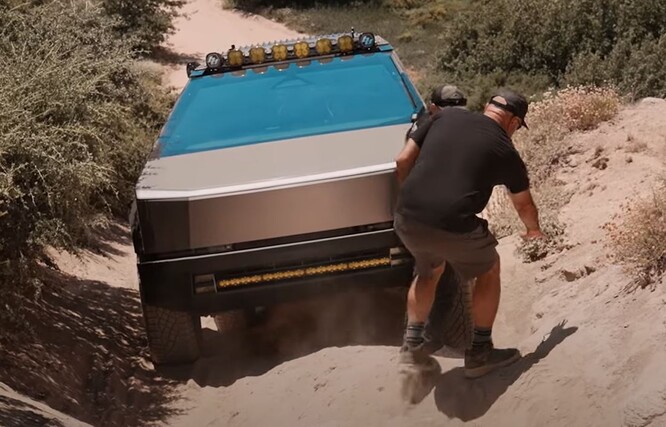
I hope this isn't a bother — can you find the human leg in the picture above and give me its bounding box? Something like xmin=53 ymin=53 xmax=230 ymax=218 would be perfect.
xmin=435 ymin=225 xmax=521 ymax=378
xmin=464 ymin=257 xmax=520 ymax=379
xmin=400 ymin=262 xmax=446 ymax=367
xmin=394 ymin=214 xmax=447 ymax=367
xmin=472 ymin=255 xmax=501 ymax=329
xmin=405 ymin=262 xmax=446 ymax=331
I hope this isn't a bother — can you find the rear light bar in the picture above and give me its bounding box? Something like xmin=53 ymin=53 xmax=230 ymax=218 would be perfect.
xmin=216 ymin=256 xmax=391 ymax=289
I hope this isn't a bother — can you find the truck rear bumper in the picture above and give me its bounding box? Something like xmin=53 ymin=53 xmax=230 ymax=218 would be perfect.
xmin=138 ymin=228 xmax=414 ymax=314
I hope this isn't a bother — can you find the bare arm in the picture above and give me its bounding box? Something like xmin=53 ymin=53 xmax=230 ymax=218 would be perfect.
xmin=508 ymin=188 xmax=544 ymax=238
xmin=395 ymin=138 xmax=420 ymax=184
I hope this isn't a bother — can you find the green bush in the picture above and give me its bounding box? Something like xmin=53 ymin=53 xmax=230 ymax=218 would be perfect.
xmin=436 ymin=0 xmax=666 ymax=105
xmin=0 ymin=2 xmax=173 ymax=288
xmin=100 ymin=0 xmax=186 ymax=53
xmin=565 ymin=34 xmax=666 ymax=100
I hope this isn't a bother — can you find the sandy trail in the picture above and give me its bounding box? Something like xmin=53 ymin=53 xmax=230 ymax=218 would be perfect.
xmin=11 ymin=1 xmax=665 ymax=426
xmin=162 ymin=1 xmax=301 ymax=90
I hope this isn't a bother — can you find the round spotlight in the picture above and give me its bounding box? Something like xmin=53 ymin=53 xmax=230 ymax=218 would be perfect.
xmin=359 ymin=32 xmax=376 ymax=50
xmin=205 ymin=52 xmax=223 ymax=69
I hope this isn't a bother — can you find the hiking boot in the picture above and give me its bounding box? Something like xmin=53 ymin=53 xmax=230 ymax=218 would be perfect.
xmin=398 ymin=343 xmax=441 ymax=404
xmin=398 ymin=343 xmax=440 ymax=372
xmin=464 ymin=341 xmax=521 ymax=379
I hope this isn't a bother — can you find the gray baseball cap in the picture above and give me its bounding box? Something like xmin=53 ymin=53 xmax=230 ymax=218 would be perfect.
xmin=431 ymin=85 xmax=467 ymax=107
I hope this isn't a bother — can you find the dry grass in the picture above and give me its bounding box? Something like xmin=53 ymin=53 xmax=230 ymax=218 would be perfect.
xmin=487 ymin=85 xmax=622 ymax=262
xmin=603 ymin=179 xmax=666 ymax=289
xmin=554 ymin=86 xmax=621 ymax=131
xmin=486 ymin=183 xmax=570 ymax=262
xmin=512 ymin=85 xmax=621 ymax=185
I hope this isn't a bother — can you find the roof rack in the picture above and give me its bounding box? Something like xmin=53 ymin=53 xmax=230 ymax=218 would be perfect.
xmin=186 ymin=30 xmax=389 ymax=78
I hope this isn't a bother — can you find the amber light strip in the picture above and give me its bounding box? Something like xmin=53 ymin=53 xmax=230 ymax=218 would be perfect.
xmin=217 ymin=257 xmax=391 ymax=289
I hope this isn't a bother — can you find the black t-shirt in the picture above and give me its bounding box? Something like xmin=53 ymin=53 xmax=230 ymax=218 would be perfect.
xmin=397 ymin=107 xmax=530 ymax=233
xmin=405 ymin=112 xmax=430 ymax=142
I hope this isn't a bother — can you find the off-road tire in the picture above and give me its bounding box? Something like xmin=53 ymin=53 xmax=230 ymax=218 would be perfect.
xmin=143 ymin=304 xmax=202 ymax=365
xmin=214 ymin=309 xmax=248 ymax=333
xmin=423 ymin=263 xmax=474 ymax=355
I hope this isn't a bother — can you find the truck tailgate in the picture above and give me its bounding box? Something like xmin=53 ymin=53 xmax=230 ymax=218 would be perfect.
xmin=135 ymin=123 xmax=411 ymax=256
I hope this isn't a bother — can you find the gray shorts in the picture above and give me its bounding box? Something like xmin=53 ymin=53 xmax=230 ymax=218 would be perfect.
xmin=394 ymin=213 xmax=499 ymax=280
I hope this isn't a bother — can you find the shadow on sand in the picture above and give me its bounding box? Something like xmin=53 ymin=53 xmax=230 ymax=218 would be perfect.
xmin=0 ymin=395 xmax=66 ymax=427
xmin=149 ymin=46 xmax=201 ymax=66
xmin=433 ymin=320 xmax=578 ymax=421
xmin=0 ymin=267 xmax=182 ymax=427
xmin=158 ymin=287 xmax=409 ymax=388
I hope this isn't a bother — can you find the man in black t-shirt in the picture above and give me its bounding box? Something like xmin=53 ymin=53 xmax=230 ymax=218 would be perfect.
xmin=394 ymin=88 xmax=545 ymax=384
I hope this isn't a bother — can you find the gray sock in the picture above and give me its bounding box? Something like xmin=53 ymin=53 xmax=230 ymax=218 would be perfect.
xmin=404 ymin=322 xmax=425 ymax=347
xmin=472 ymin=327 xmax=492 ymax=346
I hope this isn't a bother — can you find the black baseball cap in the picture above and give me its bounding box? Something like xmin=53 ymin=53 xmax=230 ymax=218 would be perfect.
xmin=431 ymin=85 xmax=467 ymax=107
xmin=489 ymin=88 xmax=529 ymax=129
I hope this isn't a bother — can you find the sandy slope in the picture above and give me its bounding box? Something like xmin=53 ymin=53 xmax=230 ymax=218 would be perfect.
xmin=5 ymin=1 xmax=665 ymax=426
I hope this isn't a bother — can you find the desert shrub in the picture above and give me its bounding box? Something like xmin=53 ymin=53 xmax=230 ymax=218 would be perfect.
xmin=99 ymin=0 xmax=186 ymax=53
xmin=565 ymin=34 xmax=666 ymax=100
xmin=604 ymin=180 xmax=666 ymax=289
xmin=0 ymin=2 xmax=173 ymax=292
xmin=509 ymin=85 xmax=620 ymax=186
xmin=485 ymin=86 xmax=619 ymax=261
xmin=486 ymin=182 xmax=570 ymax=263
xmin=436 ymin=0 xmax=666 ymax=105
xmin=554 ymin=86 xmax=621 ymax=131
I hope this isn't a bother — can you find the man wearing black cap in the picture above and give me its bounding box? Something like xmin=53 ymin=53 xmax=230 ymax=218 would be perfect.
xmin=397 ymin=84 xmax=468 ymax=183
xmin=394 ymin=88 xmax=545 ymax=386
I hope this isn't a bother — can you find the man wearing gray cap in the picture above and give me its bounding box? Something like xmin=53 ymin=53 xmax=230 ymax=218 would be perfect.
xmin=394 ymin=88 xmax=545 ymax=392
xmin=429 ymin=84 xmax=467 ymax=111
xmin=398 ymin=84 xmax=467 ymax=183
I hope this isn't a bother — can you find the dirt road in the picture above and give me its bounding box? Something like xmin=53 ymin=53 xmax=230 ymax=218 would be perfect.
xmin=156 ymin=2 xmax=666 ymax=426
xmin=8 ymin=1 xmax=665 ymax=426
xmin=162 ymin=1 xmax=301 ymax=90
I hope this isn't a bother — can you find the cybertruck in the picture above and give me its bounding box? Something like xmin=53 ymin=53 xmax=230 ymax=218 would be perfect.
xmin=130 ymin=31 xmax=471 ymax=364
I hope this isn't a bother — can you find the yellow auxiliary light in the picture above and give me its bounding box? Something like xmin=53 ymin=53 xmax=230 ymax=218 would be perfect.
xmin=227 ymin=48 xmax=244 ymax=67
xmin=293 ymin=41 xmax=310 ymax=58
xmin=315 ymin=38 xmax=333 ymax=55
xmin=337 ymin=35 xmax=354 ymax=53
xmin=272 ymin=43 xmax=288 ymax=61
xmin=249 ymin=46 xmax=266 ymax=64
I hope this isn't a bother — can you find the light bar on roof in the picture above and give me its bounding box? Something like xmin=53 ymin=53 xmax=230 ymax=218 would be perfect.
xmin=249 ymin=46 xmax=266 ymax=64
xmin=194 ymin=32 xmax=379 ymax=76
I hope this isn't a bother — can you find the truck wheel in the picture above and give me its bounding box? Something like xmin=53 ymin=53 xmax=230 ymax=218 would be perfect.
xmin=423 ymin=263 xmax=474 ymax=355
xmin=142 ymin=304 xmax=202 ymax=365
